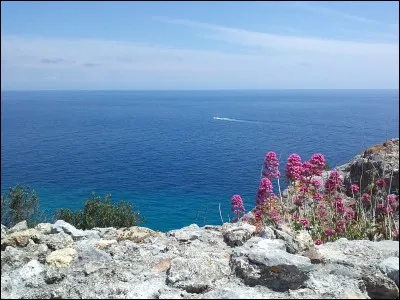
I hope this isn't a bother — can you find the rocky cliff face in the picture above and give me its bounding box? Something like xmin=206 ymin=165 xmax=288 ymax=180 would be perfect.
xmin=1 ymin=220 xmax=399 ymax=299
xmin=337 ymin=138 xmax=399 ymax=194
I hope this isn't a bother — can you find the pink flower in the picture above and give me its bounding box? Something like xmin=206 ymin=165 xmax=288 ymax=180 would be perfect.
xmin=324 ymin=228 xmax=336 ymax=236
xmin=333 ymin=200 xmax=345 ymax=215
xmin=325 ymin=170 xmax=343 ymax=193
xmin=394 ymin=229 xmax=399 ymax=240
xmin=254 ymin=209 xmax=263 ymax=220
xmin=344 ymin=207 xmax=356 ymax=221
xmin=387 ymin=194 xmax=398 ymax=209
xmin=376 ymin=178 xmax=386 ymax=188
xmin=361 ymin=193 xmax=371 ymax=205
xmin=263 ymin=151 xmax=280 ymax=179
xmin=299 ymin=185 xmax=308 ymax=194
xmin=285 ymin=154 xmax=303 ymax=182
xmin=315 ymin=239 xmax=323 ymax=245
xmin=301 ymin=161 xmax=313 ymax=177
xmin=256 ymin=178 xmax=273 ymax=205
xmin=313 ymin=192 xmax=323 ymax=202
xmin=270 ymin=210 xmax=280 ymax=223
xmin=309 ymin=153 xmax=326 ymax=176
xmin=336 ymin=219 xmax=345 ymax=228
xmin=311 ymin=179 xmax=322 ymax=189
xmin=294 ymin=197 xmax=304 ymax=207
xmin=292 ymin=212 xmax=300 ymax=221
xmin=231 ymin=195 xmax=245 ymax=217
xmin=318 ymin=207 xmax=328 ymax=218
xmin=350 ymin=184 xmax=359 ymax=194
xmin=300 ymin=218 xmax=310 ymax=228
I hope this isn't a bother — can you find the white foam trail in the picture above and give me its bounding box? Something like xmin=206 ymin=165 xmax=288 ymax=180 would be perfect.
xmin=213 ymin=116 xmax=260 ymax=123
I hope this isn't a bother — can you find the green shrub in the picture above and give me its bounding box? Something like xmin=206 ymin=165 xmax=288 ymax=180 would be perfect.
xmin=56 ymin=192 xmax=144 ymax=229
xmin=1 ymin=184 xmax=44 ymax=228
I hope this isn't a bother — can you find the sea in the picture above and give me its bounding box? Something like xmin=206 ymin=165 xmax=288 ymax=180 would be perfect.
xmin=1 ymin=90 xmax=399 ymax=231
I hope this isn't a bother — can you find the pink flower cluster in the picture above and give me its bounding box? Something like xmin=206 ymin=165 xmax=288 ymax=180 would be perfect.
xmin=256 ymin=177 xmax=273 ymax=205
xmin=309 ymin=153 xmax=326 ymax=176
xmin=262 ymin=151 xmax=280 ymax=179
xmin=350 ymin=184 xmax=359 ymax=194
xmin=285 ymin=154 xmax=303 ymax=181
xmin=362 ymin=193 xmax=371 ymax=205
xmin=376 ymin=178 xmax=386 ymax=188
xmin=313 ymin=192 xmax=323 ymax=202
xmin=333 ymin=199 xmax=345 ymax=215
xmin=324 ymin=228 xmax=336 ymax=236
xmin=311 ymin=179 xmax=322 ymax=189
xmin=231 ymin=195 xmax=245 ymax=217
xmin=301 ymin=161 xmax=313 ymax=177
xmin=270 ymin=210 xmax=280 ymax=223
xmin=387 ymin=194 xmax=398 ymax=209
xmin=300 ymin=218 xmax=310 ymax=228
xmin=325 ymin=170 xmax=343 ymax=193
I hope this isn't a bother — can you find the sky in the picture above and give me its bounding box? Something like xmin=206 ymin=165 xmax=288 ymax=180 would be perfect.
xmin=1 ymin=1 xmax=399 ymax=90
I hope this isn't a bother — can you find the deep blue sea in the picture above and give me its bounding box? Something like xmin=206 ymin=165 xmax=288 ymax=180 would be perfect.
xmin=1 ymin=90 xmax=399 ymax=231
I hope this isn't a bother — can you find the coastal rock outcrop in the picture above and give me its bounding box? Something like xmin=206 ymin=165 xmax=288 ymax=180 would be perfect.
xmin=337 ymin=138 xmax=399 ymax=194
xmin=1 ymin=220 xmax=399 ymax=299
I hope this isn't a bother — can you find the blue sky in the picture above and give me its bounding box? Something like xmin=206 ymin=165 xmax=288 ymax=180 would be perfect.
xmin=1 ymin=1 xmax=399 ymax=90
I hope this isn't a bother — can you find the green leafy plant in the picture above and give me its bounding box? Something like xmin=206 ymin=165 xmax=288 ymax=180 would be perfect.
xmin=56 ymin=192 xmax=144 ymax=229
xmin=1 ymin=184 xmax=45 ymax=228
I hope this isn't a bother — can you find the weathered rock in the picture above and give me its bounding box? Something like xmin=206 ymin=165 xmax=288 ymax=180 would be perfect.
xmin=379 ymin=257 xmax=399 ymax=286
xmin=84 ymin=261 xmax=108 ymax=276
xmin=1 ymin=229 xmax=38 ymax=250
xmin=315 ymin=238 xmax=399 ymax=267
xmin=166 ymin=244 xmax=232 ymax=293
xmin=362 ymin=271 xmax=399 ymax=299
xmin=167 ymin=224 xmax=201 ymax=241
xmin=34 ymin=223 xmax=53 ymax=234
xmin=1 ymin=216 xmax=400 ymax=299
xmin=1 ymin=224 xmax=7 ymax=238
xmin=258 ymin=226 xmax=276 ymax=239
xmin=8 ymin=220 xmax=28 ymax=234
xmin=274 ymin=229 xmax=313 ymax=254
xmin=52 ymin=220 xmax=87 ymax=240
xmin=231 ymin=238 xmax=312 ymax=292
xmin=222 ymin=222 xmax=256 ymax=247
xmin=31 ymin=232 xmax=74 ymax=250
xmin=46 ymin=248 xmax=77 ymax=268
xmin=19 ymin=260 xmax=44 ymax=281
xmin=115 ymin=226 xmax=163 ymax=243
xmin=44 ymin=268 xmax=67 ymax=284
xmin=94 ymin=239 xmax=118 ymax=250
xmin=337 ymin=138 xmax=399 ymax=194
xmin=1 ymin=243 xmax=48 ymax=271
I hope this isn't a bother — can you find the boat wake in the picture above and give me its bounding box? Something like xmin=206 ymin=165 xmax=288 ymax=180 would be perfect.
xmin=213 ymin=117 xmax=260 ymax=124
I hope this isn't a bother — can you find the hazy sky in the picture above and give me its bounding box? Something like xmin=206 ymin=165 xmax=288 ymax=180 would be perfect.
xmin=1 ymin=1 xmax=399 ymax=90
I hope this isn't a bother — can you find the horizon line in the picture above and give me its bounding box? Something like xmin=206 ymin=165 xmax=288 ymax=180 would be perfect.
xmin=2 ymin=88 xmax=399 ymax=92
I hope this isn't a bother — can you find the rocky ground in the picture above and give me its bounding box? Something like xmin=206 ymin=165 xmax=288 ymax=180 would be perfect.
xmin=1 ymin=219 xmax=399 ymax=299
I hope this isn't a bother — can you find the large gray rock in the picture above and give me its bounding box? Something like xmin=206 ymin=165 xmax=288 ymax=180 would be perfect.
xmin=231 ymin=238 xmax=312 ymax=292
xmin=52 ymin=220 xmax=87 ymax=240
xmin=166 ymin=243 xmax=232 ymax=293
xmin=8 ymin=221 xmax=28 ymax=234
xmin=379 ymin=257 xmax=399 ymax=286
xmin=222 ymin=222 xmax=256 ymax=247
xmin=31 ymin=232 xmax=74 ymax=250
